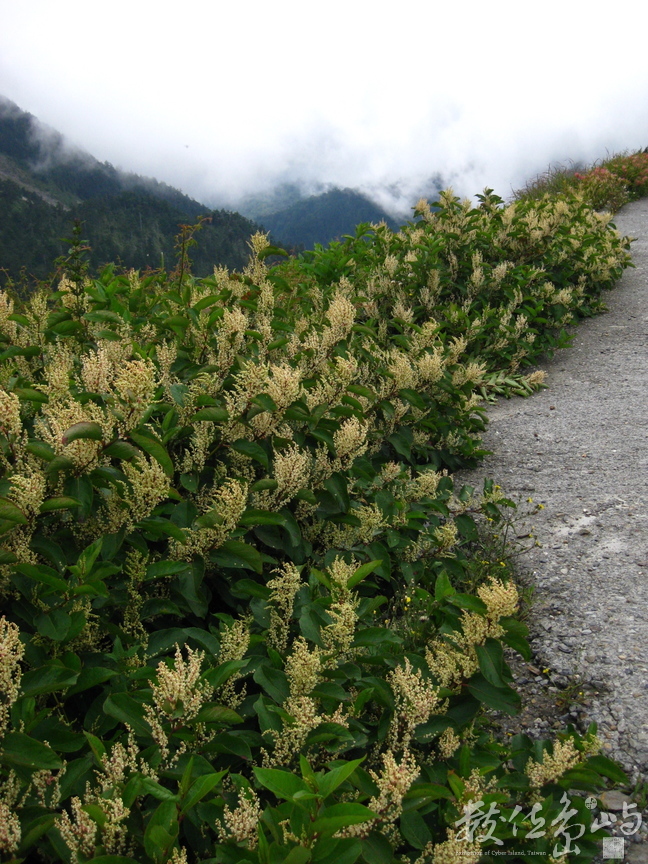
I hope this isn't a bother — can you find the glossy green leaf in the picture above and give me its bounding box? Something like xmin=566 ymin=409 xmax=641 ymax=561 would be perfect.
xmin=20 ymin=663 xmax=79 ymax=696
xmin=0 ymin=732 xmax=63 ymax=770
xmin=130 ymin=430 xmax=174 ymax=477
xmin=39 ymin=495 xmax=80 ymax=513
xmin=61 ymin=421 xmax=104 ymax=444
xmin=180 ymin=770 xmax=227 ymax=814
xmin=192 ymin=406 xmax=229 ymax=422
xmin=317 ymin=758 xmax=365 ymax=799
xmin=231 ymin=438 xmax=270 ymax=469
xmin=466 ymin=673 xmax=521 ymax=715
xmin=253 ymin=767 xmax=310 ymax=801
xmin=210 ymin=540 xmax=263 ymax=573
xmin=0 ymin=497 xmax=27 ymax=523
xmin=103 ymin=693 xmax=151 ymax=737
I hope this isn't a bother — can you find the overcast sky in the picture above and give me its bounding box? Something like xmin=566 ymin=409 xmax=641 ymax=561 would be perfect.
xmin=1 ymin=0 xmax=647 ymax=215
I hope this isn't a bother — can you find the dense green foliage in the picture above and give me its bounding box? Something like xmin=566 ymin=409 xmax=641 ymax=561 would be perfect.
xmin=0 ymin=98 xmax=264 ymax=281
xmin=0 ymin=187 xmax=634 ymax=864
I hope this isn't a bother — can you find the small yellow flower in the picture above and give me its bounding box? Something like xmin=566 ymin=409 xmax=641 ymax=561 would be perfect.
xmin=405 ymin=596 xmax=412 ymax=604
xmin=537 ymin=503 xmax=545 ymax=510
xmin=527 ymin=497 xmax=534 ymax=503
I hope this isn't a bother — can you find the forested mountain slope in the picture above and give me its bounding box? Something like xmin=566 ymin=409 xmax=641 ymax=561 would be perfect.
xmin=0 ymin=97 xmax=263 ymax=279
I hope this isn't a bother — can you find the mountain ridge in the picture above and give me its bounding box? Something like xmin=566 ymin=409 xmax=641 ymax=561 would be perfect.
xmin=0 ymin=96 xmax=264 ymax=281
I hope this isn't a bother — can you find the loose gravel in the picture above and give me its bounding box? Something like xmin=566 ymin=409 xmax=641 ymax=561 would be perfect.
xmin=455 ymin=198 xmax=648 ymax=857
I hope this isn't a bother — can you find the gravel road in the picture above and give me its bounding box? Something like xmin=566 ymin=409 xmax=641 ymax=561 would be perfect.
xmin=456 ymin=198 xmax=648 ymax=792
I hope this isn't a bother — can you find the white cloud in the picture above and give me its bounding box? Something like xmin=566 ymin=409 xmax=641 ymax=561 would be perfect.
xmin=1 ymin=0 xmax=647 ymax=214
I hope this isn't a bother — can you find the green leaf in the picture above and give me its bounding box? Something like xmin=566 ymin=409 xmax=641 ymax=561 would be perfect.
xmin=324 ymin=473 xmax=350 ymax=512
xmin=351 ymin=627 xmax=403 ymax=648
xmin=83 ymin=731 xmax=106 ymax=763
xmin=0 ymin=345 xmax=40 ymax=360
xmin=143 ymin=800 xmax=179 ymax=864
xmin=20 ymin=663 xmax=79 ymax=696
xmin=145 ymin=560 xmax=190 ymax=580
xmin=466 ymin=673 xmax=521 ymax=715
xmin=447 ymin=593 xmax=488 ymax=614
xmin=318 ymin=758 xmax=365 ymax=799
xmin=130 ymin=430 xmax=174 ymax=477
xmin=231 ymin=438 xmax=270 ymax=470
xmin=238 ymin=508 xmax=285 ymax=527
xmin=61 ymin=421 xmax=104 ymax=444
xmin=180 ymin=770 xmax=227 ymax=814
xmin=135 ymin=517 xmax=187 ymax=544
xmin=230 ymin=577 xmax=270 ymax=599
xmin=404 ymin=783 xmax=455 ymax=802
xmin=25 ymin=440 xmax=56 ymax=461
xmin=0 ymin=549 xmax=17 ymax=564
xmin=253 ymin=665 xmax=289 ymax=703
xmin=434 ymin=570 xmax=455 ymax=601
xmin=0 ymin=497 xmax=27 ymax=524
xmin=18 ymin=814 xmax=57 ymax=855
xmin=257 ymin=245 xmax=288 ymax=260
xmin=175 ymin=564 xmax=208 ymax=617
xmin=278 ymin=507 xmax=302 ymax=547
xmin=192 ymin=406 xmax=229 ymax=422
xmin=210 ymin=540 xmax=263 ymax=573
xmin=194 ymin=704 xmax=243 ymax=725
xmin=399 ymin=388 xmax=427 ymax=410
xmin=283 ymin=850 xmax=311 ymax=864
xmin=312 ymin=803 xmax=377 ymax=836
xmin=39 ymin=496 xmax=80 ymax=513
xmin=347 ymin=559 xmax=382 ymax=589
xmin=361 ymin=831 xmax=393 ymax=864
xmin=253 ymin=767 xmax=310 ymax=801
xmin=202 ymin=660 xmax=247 ymax=690
xmin=475 ymin=638 xmax=507 ymax=688
xmin=15 ymin=387 xmax=49 ymax=404
xmin=193 ymin=509 xmax=224 ymax=529
xmin=250 ymin=479 xmax=279 ymax=493
xmin=312 ymin=838 xmax=362 ymax=864
xmin=400 ymin=809 xmax=432 ymax=849
xmin=192 ymin=293 xmax=221 ymax=312
xmin=45 ymin=454 xmax=75 ymax=476
xmin=64 ymin=475 xmax=94 ymax=521
xmin=103 ymin=693 xmax=151 ymax=737
xmin=140 ymin=777 xmax=179 ymax=801
xmin=15 ymin=562 xmax=68 ymax=592
xmin=35 ymin=609 xmax=72 ymax=641
xmin=502 ymin=630 xmax=531 ymax=660
xmin=67 ymin=667 xmax=119 ymax=696
xmin=585 ymin=755 xmax=628 ymax=784
xmin=103 ymin=440 xmax=140 ymax=460
xmin=251 ymin=393 xmax=278 ymax=413
xmin=0 ymin=732 xmax=63 ymax=770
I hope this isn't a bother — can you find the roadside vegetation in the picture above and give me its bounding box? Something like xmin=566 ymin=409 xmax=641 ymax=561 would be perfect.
xmin=0 ymin=156 xmax=642 ymax=864
xmin=513 ymin=149 xmax=648 ymax=212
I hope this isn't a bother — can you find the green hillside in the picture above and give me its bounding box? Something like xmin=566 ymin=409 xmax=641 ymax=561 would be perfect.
xmin=257 ymin=187 xmax=400 ymax=249
xmin=0 ymin=97 xmax=263 ymax=280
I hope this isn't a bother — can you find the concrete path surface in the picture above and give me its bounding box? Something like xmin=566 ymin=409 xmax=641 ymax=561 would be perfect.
xmin=457 ymin=198 xmax=648 ymax=784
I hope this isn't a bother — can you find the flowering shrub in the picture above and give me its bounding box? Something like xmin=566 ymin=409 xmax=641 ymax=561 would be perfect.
xmin=517 ymin=149 xmax=648 ymax=214
xmin=572 ymin=168 xmax=629 ymax=213
xmin=598 ymin=152 xmax=648 ymax=200
xmin=0 ymin=190 xmax=632 ymax=863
